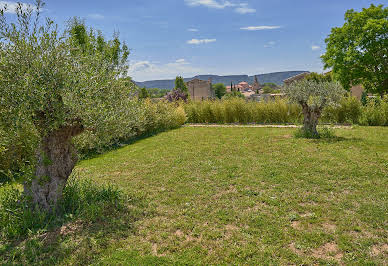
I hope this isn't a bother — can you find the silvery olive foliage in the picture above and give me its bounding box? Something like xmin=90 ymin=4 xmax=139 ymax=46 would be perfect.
xmin=0 ymin=1 xmax=134 ymax=140
xmin=283 ymin=79 xmax=345 ymax=135
xmin=284 ymin=79 xmax=344 ymax=110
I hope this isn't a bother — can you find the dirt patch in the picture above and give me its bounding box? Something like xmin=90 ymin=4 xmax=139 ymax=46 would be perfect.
xmin=291 ymin=221 xmax=302 ymax=230
xmin=289 ymin=243 xmax=304 ymax=256
xmin=214 ymin=185 xmax=237 ymax=199
xmin=60 ymin=221 xmax=84 ymax=236
xmin=175 ymin=229 xmax=184 ymax=237
xmin=371 ymin=244 xmax=388 ymax=256
xmin=225 ymin=224 xmax=239 ymax=231
xmin=322 ymin=223 xmax=336 ymax=232
xmin=312 ymin=242 xmax=343 ymax=262
xmin=299 ymin=201 xmax=317 ymax=207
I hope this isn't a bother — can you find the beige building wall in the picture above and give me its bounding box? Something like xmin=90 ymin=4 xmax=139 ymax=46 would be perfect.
xmin=350 ymin=84 xmax=364 ymax=100
xmin=186 ymin=79 xmax=215 ymax=100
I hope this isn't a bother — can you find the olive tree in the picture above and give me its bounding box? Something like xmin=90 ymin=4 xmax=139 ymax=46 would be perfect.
xmin=0 ymin=1 xmax=133 ymax=210
xmin=283 ymin=80 xmax=344 ymax=135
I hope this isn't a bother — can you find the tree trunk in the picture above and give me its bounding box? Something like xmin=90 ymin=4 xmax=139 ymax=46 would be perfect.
xmin=24 ymin=124 xmax=83 ymax=211
xmin=301 ymin=103 xmax=321 ymax=136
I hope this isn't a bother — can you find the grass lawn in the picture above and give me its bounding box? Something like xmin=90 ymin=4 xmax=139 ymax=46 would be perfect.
xmin=1 ymin=126 xmax=388 ymax=265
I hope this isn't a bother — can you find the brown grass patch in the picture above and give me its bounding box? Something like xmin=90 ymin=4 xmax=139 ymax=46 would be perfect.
xmin=312 ymin=242 xmax=343 ymax=262
xmin=371 ymin=244 xmax=388 ymax=256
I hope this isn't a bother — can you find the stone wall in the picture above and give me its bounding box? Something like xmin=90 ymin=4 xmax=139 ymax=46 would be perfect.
xmin=186 ymin=78 xmax=215 ymax=100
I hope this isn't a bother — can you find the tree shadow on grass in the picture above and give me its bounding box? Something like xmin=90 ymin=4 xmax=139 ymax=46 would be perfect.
xmin=0 ymin=189 xmax=154 ymax=265
xmin=311 ymin=136 xmax=363 ymax=144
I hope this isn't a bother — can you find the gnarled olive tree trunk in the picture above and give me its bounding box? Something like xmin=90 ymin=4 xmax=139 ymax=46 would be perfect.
xmin=24 ymin=124 xmax=84 ymax=211
xmin=301 ymin=102 xmax=322 ymax=135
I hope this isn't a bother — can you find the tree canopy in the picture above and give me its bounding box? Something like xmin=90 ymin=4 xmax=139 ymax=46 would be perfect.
xmin=213 ymin=83 xmax=227 ymax=99
xmin=0 ymin=1 xmax=134 ymax=210
xmin=322 ymin=4 xmax=388 ymax=95
xmin=174 ymin=76 xmax=188 ymax=93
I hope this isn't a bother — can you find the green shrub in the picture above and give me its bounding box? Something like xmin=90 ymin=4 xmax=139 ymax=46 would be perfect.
xmin=1 ymin=100 xmax=186 ymax=181
xmin=359 ymin=97 xmax=388 ymax=126
xmin=0 ymin=176 xmax=124 ymax=240
xmin=323 ymin=96 xmax=362 ymax=124
xmin=73 ymin=99 xmax=186 ymax=156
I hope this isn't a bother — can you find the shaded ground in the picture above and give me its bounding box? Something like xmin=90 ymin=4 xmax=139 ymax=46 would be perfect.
xmin=2 ymin=126 xmax=388 ymax=265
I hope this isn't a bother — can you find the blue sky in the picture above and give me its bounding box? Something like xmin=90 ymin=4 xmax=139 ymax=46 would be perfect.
xmin=1 ymin=0 xmax=384 ymax=81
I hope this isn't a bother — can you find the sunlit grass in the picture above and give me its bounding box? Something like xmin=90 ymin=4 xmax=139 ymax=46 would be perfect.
xmin=1 ymin=126 xmax=387 ymax=265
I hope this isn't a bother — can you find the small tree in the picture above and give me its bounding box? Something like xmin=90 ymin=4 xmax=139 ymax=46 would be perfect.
xmin=174 ymin=76 xmax=188 ymax=94
xmin=283 ymin=80 xmax=344 ymax=136
xmin=0 ymin=1 xmax=132 ymax=210
xmin=213 ymin=83 xmax=227 ymax=99
xmin=139 ymin=87 xmax=150 ymax=99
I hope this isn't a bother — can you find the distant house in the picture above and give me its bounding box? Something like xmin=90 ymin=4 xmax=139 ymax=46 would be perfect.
xmin=186 ymin=78 xmax=215 ymax=100
xmin=226 ymin=76 xmax=263 ymax=96
xmin=283 ymin=72 xmax=310 ymax=86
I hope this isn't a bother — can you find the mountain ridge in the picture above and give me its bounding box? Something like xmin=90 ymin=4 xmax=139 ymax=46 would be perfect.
xmin=134 ymin=71 xmax=308 ymax=89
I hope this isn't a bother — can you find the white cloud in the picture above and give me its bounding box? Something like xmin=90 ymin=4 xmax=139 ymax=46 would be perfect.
xmin=128 ymin=59 xmax=203 ymax=81
xmin=185 ymin=0 xmax=255 ymax=14
xmin=187 ymin=38 xmax=216 ymax=45
xmin=185 ymin=0 xmax=234 ymax=9
xmin=175 ymin=59 xmax=188 ymax=64
xmin=0 ymin=1 xmax=35 ymax=14
xmin=311 ymin=45 xmax=321 ymax=51
xmin=188 ymin=28 xmax=199 ymax=32
xmin=240 ymin=26 xmax=282 ymax=31
xmin=87 ymin=13 xmax=104 ymax=20
xmin=235 ymin=3 xmax=255 ymax=14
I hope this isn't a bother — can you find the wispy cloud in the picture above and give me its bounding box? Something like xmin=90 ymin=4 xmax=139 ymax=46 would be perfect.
xmin=311 ymin=45 xmax=321 ymax=51
xmin=240 ymin=26 xmax=282 ymax=31
xmin=185 ymin=0 xmax=255 ymax=14
xmin=0 ymin=1 xmax=36 ymax=14
xmin=264 ymin=41 xmax=276 ymax=48
xmin=188 ymin=28 xmax=199 ymax=32
xmin=187 ymin=38 xmax=216 ymax=45
xmin=235 ymin=3 xmax=255 ymax=14
xmin=128 ymin=59 xmax=203 ymax=81
xmin=87 ymin=13 xmax=104 ymax=20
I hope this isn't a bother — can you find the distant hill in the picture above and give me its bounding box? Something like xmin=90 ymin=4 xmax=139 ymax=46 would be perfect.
xmin=134 ymin=71 xmax=308 ymax=90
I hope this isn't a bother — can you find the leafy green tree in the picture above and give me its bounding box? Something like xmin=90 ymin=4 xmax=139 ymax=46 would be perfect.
xmin=262 ymin=86 xmax=274 ymax=94
xmin=139 ymin=87 xmax=150 ymax=99
xmin=322 ymin=4 xmax=388 ymax=96
xmin=305 ymin=72 xmax=333 ymax=83
xmin=283 ymin=80 xmax=344 ymax=136
xmin=213 ymin=83 xmax=227 ymax=99
xmin=174 ymin=76 xmax=188 ymax=94
xmin=0 ymin=1 xmax=133 ymax=210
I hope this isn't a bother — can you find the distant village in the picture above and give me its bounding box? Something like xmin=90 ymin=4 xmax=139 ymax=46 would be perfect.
xmin=184 ymin=72 xmax=364 ymax=101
